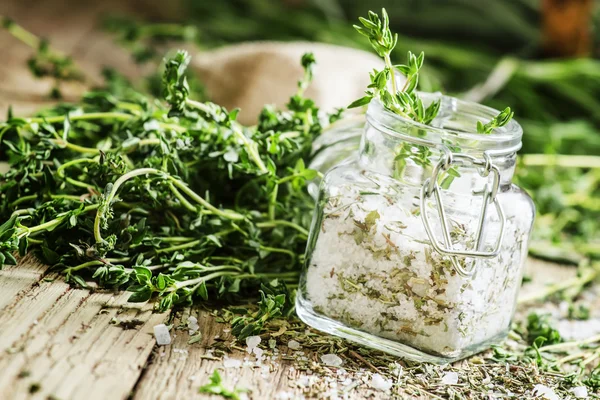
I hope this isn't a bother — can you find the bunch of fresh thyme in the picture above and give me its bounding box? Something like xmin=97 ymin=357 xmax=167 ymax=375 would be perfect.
xmin=0 ymin=41 xmax=326 ymax=338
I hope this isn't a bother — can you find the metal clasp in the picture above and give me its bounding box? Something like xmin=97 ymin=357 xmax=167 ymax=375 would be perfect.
xmin=420 ymin=148 xmax=506 ymax=277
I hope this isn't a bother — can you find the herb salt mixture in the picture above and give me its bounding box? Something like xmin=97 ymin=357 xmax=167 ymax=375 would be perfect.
xmin=304 ymin=169 xmax=533 ymax=360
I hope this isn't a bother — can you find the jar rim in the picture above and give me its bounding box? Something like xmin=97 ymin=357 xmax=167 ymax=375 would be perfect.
xmin=366 ymin=93 xmax=523 ymax=155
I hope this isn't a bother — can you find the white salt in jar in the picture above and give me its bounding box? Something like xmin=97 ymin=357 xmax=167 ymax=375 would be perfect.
xmin=297 ymin=95 xmax=535 ymax=363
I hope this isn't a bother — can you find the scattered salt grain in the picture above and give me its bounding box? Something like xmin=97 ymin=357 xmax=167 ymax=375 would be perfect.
xmin=441 ymin=372 xmax=458 ymax=385
xmin=571 ymin=386 xmax=588 ymax=399
xmin=223 ymin=357 xmax=243 ymax=368
xmin=246 ymin=335 xmax=261 ymax=352
xmin=320 ymin=354 xmax=343 ymax=367
xmin=187 ymin=316 xmax=199 ymax=335
xmin=370 ymin=373 xmax=393 ymax=391
xmin=297 ymin=375 xmax=311 ymax=387
xmin=275 ymin=391 xmax=295 ymax=399
xmin=153 ymin=324 xmax=171 ymax=345
xmin=532 ymin=384 xmax=560 ymax=400
xmin=253 ymin=347 xmax=264 ymax=361
xmin=390 ymin=363 xmax=403 ymax=378
xmin=287 ymin=340 xmax=301 ymax=350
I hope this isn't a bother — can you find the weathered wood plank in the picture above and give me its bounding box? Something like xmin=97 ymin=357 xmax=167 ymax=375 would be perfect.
xmin=0 ymin=261 xmax=168 ymax=400
xmin=0 ymin=255 xmax=49 ymax=311
xmin=132 ymin=307 xmax=304 ymax=400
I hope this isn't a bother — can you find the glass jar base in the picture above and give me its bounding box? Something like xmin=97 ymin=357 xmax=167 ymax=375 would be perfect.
xmin=296 ymin=292 xmax=507 ymax=365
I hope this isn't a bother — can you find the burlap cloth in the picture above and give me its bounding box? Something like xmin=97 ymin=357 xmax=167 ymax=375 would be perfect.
xmin=192 ymin=41 xmax=384 ymax=125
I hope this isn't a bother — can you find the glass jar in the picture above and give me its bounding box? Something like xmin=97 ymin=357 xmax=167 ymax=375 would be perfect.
xmin=297 ymin=94 xmax=535 ymax=364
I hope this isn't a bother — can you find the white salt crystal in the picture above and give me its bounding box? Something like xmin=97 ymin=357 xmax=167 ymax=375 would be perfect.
xmin=320 ymin=354 xmax=343 ymax=367
xmin=532 ymin=384 xmax=560 ymax=400
xmin=253 ymin=347 xmax=264 ymax=358
xmin=370 ymin=373 xmax=393 ymax=391
xmin=275 ymin=391 xmax=295 ymax=399
xmin=153 ymin=324 xmax=171 ymax=345
xmin=287 ymin=340 xmax=301 ymax=350
xmin=441 ymin=372 xmax=458 ymax=385
xmin=223 ymin=357 xmax=243 ymax=368
xmin=246 ymin=335 xmax=261 ymax=352
xmin=297 ymin=375 xmax=310 ymax=387
xmin=187 ymin=316 xmax=199 ymax=335
xmin=571 ymin=386 xmax=588 ymax=399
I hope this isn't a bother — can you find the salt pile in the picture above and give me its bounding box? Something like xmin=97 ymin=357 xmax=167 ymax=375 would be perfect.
xmin=305 ymin=175 xmax=532 ymax=357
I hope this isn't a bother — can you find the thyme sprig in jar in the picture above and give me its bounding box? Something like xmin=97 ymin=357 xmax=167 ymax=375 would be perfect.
xmin=297 ymin=95 xmax=535 ymax=364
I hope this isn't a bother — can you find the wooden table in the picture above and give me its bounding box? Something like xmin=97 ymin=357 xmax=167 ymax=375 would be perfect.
xmin=0 ymin=1 xmax=578 ymax=399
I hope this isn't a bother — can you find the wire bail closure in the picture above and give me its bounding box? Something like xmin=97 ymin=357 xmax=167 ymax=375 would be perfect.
xmin=420 ymin=148 xmax=506 ymax=277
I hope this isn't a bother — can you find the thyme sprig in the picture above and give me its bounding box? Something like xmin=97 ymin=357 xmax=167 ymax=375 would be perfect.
xmin=348 ymin=9 xmax=440 ymax=125
xmin=199 ymin=370 xmax=248 ymax=400
xmin=477 ymin=106 xmax=514 ymax=134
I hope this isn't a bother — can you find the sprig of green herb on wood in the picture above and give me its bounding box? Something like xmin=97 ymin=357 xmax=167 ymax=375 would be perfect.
xmin=199 ymin=370 xmax=248 ymax=400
